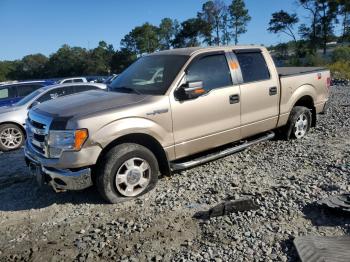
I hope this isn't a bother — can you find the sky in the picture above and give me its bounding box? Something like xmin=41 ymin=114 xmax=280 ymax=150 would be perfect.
xmin=0 ymin=0 xmax=336 ymax=61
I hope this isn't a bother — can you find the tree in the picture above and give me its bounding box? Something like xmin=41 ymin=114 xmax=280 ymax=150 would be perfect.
xmin=298 ymin=0 xmax=338 ymax=54
xmin=0 ymin=61 xmax=17 ymax=82
xmin=198 ymin=0 xmax=225 ymax=45
xmin=110 ymin=48 xmax=137 ymax=74
xmin=317 ymin=0 xmax=338 ymax=54
xmin=16 ymin=54 xmax=48 ymax=79
xmin=121 ymin=23 xmax=160 ymax=55
xmin=338 ymin=0 xmax=350 ymax=41
xmin=298 ymin=0 xmax=320 ymax=51
xmin=220 ymin=6 xmax=231 ymax=45
xmin=268 ymin=11 xmax=299 ymax=43
xmin=228 ymin=0 xmax=251 ymax=45
xmin=85 ymin=41 xmax=114 ymax=75
xmin=45 ymin=44 xmax=89 ymax=77
xmin=158 ymin=18 xmax=178 ymax=50
xmin=172 ymin=18 xmax=207 ymax=48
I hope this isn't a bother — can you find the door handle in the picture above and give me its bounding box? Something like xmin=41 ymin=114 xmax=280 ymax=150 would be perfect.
xmin=269 ymin=86 xmax=277 ymax=96
xmin=229 ymin=94 xmax=240 ymax=104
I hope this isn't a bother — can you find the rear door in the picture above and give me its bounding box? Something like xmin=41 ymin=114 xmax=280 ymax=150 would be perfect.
xmin=234 ymin=49 xmax=279 ymax=138
xmin=171 ymin=52 xmax=241 ymax=159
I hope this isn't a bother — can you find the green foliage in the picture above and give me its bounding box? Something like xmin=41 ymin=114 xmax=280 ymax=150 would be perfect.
xmin=229 ymin=0 xmax=251 ymax=44
xmin=328 ymin=60 xmax=350 ymax=79
xmin=198 ymin=0 xmax=225 ymax=45
xmin=268 ymin=10 xmax=299 ymax=42
xmin=304 ymin=53 xmax=327 ymax=66
xmin=172 ymin=18 xmax=206 ymax=48
xmin=158 ymin=18 xmax=178 ymax=50
xmin=331 ymin=46 xmax=350 ymax=62
xmin=297 ymin=0 xmax=339 ymax=54
xmin=0 ymin=61 xmax=17 ymax=82
xmin=110 ymin=48 xmax=137 ymax=74
xmin=85 ymin=41 xmax=114 ymax=75
xmin=44 ymin=45 xmax=89 ymax=77
xmin=121 ymin=23 xmax=160 ymax=55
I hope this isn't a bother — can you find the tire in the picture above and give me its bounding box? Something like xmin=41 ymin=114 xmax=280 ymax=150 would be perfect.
xmin=283 ymin=106 xmax=312 ymax=140
xmin=0 ymin=124 xmax=25 ymax=151
xmin=96 ymin=143 xmax=159 ymax=204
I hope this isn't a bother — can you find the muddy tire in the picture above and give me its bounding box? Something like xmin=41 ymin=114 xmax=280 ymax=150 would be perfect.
xmin=283 ymin=106 xmax=312 ymax=140
xmin=96 ymin=143 xmax=159 ymax=204
xmin=0 ymin=124 xmax=25 ymax=152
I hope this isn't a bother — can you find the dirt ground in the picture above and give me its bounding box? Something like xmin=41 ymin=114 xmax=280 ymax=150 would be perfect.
xmin=0 ymin=86 xmax=349 ymax=261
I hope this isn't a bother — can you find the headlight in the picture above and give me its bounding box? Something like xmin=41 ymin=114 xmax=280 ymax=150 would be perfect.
xmin=48 ymin=129 xmax=88 ymax=158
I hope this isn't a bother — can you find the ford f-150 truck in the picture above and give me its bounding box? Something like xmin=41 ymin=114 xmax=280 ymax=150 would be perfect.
xmin=24 ymin=46 xmax=330 ymax=203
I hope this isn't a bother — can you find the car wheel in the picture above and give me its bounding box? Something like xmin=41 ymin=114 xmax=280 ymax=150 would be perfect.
xmin=0 ymin=124 xmax=25 ymax=151
xmin=96 ymin=143 xmax=159 ymax=204
xmin=284 ymin=106 xmax=312 ymax=140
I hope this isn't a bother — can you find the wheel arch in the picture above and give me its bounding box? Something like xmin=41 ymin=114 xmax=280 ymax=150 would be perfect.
xmin=293 ymin=95 xmax=316 ymax=127
xmin=96 ymin=133 xmax=171 ymax=177
xmin=0 ymin=121 xmax=26 ymax=137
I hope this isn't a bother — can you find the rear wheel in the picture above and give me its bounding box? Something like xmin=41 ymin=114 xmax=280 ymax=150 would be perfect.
xmin=96 ymin=143 xmax=159 ymax=204
xmin=283 ymin=106 xmax=312 ymax=140
xmin=0 ymin=124 xmax=24 ymax=151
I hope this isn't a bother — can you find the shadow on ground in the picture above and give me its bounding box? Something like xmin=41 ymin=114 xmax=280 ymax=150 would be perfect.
xmin=0 ymin=178 xmax=105 ymax=212
xmin=302 ymin=202 xmax=350 ymax=234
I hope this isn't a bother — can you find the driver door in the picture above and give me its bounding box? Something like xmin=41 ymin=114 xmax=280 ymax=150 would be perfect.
xmin=170 ymin=52 xmax=241 ymax=159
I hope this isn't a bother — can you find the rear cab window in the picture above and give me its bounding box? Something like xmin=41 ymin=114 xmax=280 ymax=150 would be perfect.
xmin=235 ymin=50 xmax=270 ymax=83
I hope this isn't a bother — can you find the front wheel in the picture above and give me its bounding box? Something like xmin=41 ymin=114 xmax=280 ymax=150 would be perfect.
xmin=0 ymin=124 xmax=24 ymax=151
xmin=283 ymin=106 xmax=312 ymax=140
xmin=96 ymin=143 xmax=159 ymax=204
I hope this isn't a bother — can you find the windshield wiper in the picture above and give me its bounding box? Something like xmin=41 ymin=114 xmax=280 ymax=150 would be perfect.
xmin=110 ymin=86 xmax=141 ymax=95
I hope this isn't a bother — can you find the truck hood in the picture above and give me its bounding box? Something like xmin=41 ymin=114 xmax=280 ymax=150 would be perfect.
xmin=34 ymin=90 xmax=147 ymax=118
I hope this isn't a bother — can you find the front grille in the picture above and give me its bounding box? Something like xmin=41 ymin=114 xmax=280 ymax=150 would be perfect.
xmin=26 ymin=113 xmax=50 ymax=158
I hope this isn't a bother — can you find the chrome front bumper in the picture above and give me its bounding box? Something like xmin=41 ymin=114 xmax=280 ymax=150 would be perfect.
xmin=25 ymin=143 xmax=93 ymax=191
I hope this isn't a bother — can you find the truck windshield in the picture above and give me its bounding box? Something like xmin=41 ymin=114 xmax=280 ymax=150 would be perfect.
xmin=109 ymin=55 xmax=188 ymax=95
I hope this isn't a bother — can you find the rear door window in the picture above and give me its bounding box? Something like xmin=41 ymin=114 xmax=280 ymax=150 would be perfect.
xmin=236 ymin=52 xmax=270 ymax=83
xmin=37 ymin=86 xmax=74 ymax=103
xmin=0 ymin=86 xmax=16 ymax=100
xmin=73 ymin=85 xmax=99 ymax=93
xmin=186 ymin=54 xmax=232 ymax=92
xmin=17 ymin=84 xmax=43 ymax=97
xmin=73 ymin=79 xmax=84 ymax=83
xmin=0 ymin=88 xmax=9 ymax=99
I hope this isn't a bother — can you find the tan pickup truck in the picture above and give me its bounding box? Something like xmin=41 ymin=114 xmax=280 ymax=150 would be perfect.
xmin=24 ymin=46 xmax=330 ymax=203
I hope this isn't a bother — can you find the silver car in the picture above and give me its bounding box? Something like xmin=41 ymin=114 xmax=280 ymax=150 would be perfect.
xmin=0 ymin=83 xmax=106 ymax=151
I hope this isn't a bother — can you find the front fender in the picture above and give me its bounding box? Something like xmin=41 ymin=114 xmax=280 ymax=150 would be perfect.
xmin=91 ymin=117 xmax=174 ymax=149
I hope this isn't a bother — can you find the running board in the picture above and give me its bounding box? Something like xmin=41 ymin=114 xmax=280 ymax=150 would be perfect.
xmin=170 ymin=131 xmax=275 ymax=171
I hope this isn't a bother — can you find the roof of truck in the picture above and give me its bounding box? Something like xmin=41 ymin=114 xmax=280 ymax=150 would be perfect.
xmin=149 ymin=45 xmax=266 ymax=57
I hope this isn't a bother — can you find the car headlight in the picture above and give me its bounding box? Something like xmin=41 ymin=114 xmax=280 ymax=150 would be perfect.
xmin=48 ymin=129 xmax=88 ymax=158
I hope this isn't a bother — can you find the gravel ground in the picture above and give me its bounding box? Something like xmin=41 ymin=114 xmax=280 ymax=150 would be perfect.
xmin=0 ymin=86 xmax=349 ymax=262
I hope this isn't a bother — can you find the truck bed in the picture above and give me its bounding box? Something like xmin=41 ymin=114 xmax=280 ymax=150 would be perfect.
xmin=277 ymin=67 xmax=326 ymax=77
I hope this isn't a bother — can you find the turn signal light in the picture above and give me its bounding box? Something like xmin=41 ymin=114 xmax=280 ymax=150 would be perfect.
xmin=74 ymin=129 xmax=88 ymax=150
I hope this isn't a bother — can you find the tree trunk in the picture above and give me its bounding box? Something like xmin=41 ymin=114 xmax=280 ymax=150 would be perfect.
xmin=235 ymin=23 xmax=238 ymax=45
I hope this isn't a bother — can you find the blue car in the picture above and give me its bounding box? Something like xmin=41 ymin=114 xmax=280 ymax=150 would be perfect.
xmin=0 ymin=80 xmax=54 ymax=107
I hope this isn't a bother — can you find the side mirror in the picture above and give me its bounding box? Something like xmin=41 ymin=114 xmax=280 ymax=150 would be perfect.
xmin=175 ymin=81 xmax=206 ymax=100
xmin=29 ymin=101 xmax=40 ymax=109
